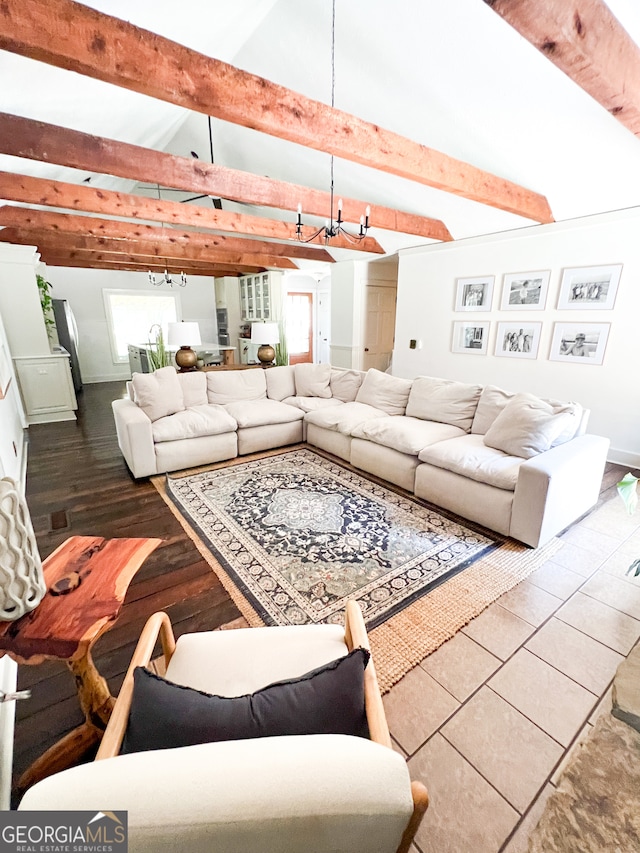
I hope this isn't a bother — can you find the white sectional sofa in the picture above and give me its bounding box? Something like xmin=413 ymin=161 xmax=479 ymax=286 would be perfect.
xmin=112 ymin=363 xmax=610 ymax=548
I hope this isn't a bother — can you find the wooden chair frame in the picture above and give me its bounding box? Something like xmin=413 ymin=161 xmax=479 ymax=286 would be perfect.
xmin=96 ymin=601 xmax=428 ymax=853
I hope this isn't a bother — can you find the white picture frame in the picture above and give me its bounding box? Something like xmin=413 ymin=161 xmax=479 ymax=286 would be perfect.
xmin=454 ymin=276 xmax=494 ymax=312
xmin=452 ymin=321 xmax=490 ymax=355
xmin=549 ymin=322 xmax=610 ymax=365
xmin=557 ymin=264 xmax=622 ymax=310
xmin=500 ymin=270 xmax=550 ymax=311
xmin=495 ymin=322 xmax=542 ymax=359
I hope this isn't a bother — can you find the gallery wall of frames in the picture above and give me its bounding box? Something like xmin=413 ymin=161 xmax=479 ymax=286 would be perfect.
xmin=451 ymin=263 xmax=621 ymax=366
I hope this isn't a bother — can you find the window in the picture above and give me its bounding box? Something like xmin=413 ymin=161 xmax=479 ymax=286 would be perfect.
xmin=103 ymin=290 xmax=181 ymax=363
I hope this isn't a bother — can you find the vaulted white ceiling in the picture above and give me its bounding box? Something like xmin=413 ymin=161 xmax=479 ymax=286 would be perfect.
xmin=1 ymin=0 xmax=640 ymax=266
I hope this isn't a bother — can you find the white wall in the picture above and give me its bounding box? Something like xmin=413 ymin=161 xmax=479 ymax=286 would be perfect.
xmin=40 ymin=267 xmax=219 ymax=382
xmin=0 ymin=245 xmax=49 ymax=358
xmin=393 ymin=208 xmax=640 ymax=467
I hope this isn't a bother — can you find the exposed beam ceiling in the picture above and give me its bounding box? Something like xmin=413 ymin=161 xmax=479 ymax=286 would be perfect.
xmin=0 ymin=0 xmax=553 ymax=223
xmin=0 ymin=114 xmax=452 ymax=244
xmin=484 ymin=0 xmax=640 ymax=138
xmin=0 ymin=172 xmax=385 ymax=255
xmin=0 ymin=206 xmax=334 ymax=264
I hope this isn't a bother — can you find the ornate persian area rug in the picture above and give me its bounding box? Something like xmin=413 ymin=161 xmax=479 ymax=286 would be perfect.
xmin=154 ymin=448 xmax=562 ymax=692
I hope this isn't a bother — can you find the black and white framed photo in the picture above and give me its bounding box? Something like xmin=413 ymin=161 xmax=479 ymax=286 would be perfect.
xmin=495 ymin=322 xmax=542 ymax=359
xmin=452 ymin=321 xmax=490 ymax=355
xmin=500 ymin=270 xmax=550 ymax=310
xmin=549 ymin=322 xmax=610 ymax=365
xmin=454 ymin=276 xmax=494 ymax=312
xmin=557 ymin=264 xmax=622 ymax=310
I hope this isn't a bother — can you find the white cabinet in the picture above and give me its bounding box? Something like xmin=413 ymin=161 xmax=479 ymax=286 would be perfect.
xmin=14 ymin=352 xmax=77 ymax=424
xmin=240 ymin=272 xmax=282 ymax=322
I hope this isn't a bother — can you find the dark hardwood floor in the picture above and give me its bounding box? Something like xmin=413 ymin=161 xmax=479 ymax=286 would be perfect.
xmin=12 ymin=381 xmax=240 ymax=796
xmin=10 ymin=381 xmax=634 ymax=802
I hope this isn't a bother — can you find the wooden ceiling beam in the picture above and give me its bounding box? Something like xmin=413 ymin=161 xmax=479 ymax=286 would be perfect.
xmin=0 ymin=228 xmax=289 ymax=268
xmin=39 ymin=256 xmax=244 ymax=276
xmin=0 ymin=206 xmax=332 ymax=263
xmin=483 ymin=0 xmax=640 ymax=137
xmin=0 ymin=114 xmax=451 ymax=242
xmin=0 ymin=228 xmax=299 ymax=270
xmin=0 ymin=171 xmax=385 ymax=254
xmin=0 ymin=0 xmax=553 ymax=223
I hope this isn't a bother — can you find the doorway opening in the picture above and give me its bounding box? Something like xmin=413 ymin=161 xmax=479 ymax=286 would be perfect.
xmin=286 ymin=292 xmax=314 ymax=365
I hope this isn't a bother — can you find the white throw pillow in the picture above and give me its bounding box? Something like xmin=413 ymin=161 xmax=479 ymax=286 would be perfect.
xmin=330 ymin=369 xmax=364 ymax=403
xmin=132 ymin=366 xmax=185 ymax=423
xmin=177 ymin=371 xmax=208 ymax=408
xmin=355 ymin=369 xmax=412 ymax=416
xmin=483 ymin=393 xmax=578 ymax=459
xmin=406 ymin=376 xmax=482 ymax=431
xmin=294 ymin=363 xmax=332 ymax=398
xmin=265 ymin=365 xmax=296 ymax=401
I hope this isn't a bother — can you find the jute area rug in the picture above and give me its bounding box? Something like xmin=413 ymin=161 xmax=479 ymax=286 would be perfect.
xmin=153 ymin=447 xmax=562 ymax=692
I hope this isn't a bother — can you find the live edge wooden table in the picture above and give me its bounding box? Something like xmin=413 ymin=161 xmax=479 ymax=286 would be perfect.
xmin=0 ymin=535 xmax=161 ymax=792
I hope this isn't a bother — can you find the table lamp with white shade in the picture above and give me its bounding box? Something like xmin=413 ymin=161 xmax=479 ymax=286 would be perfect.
xmin=251 ymin=322 xmax=280 ymax=366
xmin=167 ymin=321 xmax=202 ymax=372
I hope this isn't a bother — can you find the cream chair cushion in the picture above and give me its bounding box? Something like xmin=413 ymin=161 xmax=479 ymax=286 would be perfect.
xmin=283 ymin=396 xmax=343 ymax=413
xmin=483 ymin=393 xmax=579 ymax=459
xmin=266 ymin=365 xmax=296 ymax=401
xmin=351 ymin=416 xmax=465 ymax=456
xmin=132 ymin=366 xmax=184 ymax=422
xmin=419 ymin=434 xmax=524 ymax=491
xmin=330 ymin=369 xmax=364 ymax=402
xmin=355 ymin=369 xmax=412 ymax=416
xmin=177 ymin=371 xmax=208 ymax=407
xmin=207 ymin=369 xmax=267 ymax=404
xmin=151 ymin=405 xmax=237 ymax=442
xmin=294 ymin=363 xmax=332 ymax=398
xmin=406 ymin=376 xmax=481 ymax=431
xmin=305 ymin=402 xmax=390 ymax=436
xmin=224 ymin=399 xmax=304 ymax=429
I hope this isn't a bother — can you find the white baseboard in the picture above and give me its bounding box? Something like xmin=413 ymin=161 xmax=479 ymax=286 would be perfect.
xmin=608 ymin=448 xmax=640 ymax=470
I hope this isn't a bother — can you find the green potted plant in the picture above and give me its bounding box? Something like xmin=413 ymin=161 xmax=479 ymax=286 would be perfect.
xmin=616 ymin=472 xmax=640 ymax=577
xmin=146 ymin=324 xmax=172 ymax=370
xmin=37 ymin=274 xmax=55 ymax=340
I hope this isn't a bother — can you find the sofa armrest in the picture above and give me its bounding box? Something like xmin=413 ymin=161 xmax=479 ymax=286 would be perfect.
xmin=510 ymin=434 xmax=610 ymax=548
xmin=112 ymin=398 xmax=157 ymax=479
xmin=20 ymin=735 xmax=415 ymax=853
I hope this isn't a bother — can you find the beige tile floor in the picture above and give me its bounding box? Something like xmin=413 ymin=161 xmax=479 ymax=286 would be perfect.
xmin=382 ymin=494 xmax=640 ymax=853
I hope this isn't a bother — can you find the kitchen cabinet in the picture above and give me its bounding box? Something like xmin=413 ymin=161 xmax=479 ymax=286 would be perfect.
xmin=240 ymin=272 xmax=282 ymax=322
xmin=14 ymin=350 xmax=77 ymax=424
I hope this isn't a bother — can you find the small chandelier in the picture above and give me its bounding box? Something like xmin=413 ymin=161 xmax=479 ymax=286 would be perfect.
xmin=296 ymin=197 xmax=370 ymax=245
xmin=148 ymin=269 xmax=187 ymax=287
xmin=295 ymin=0 xmax=371 ymax=246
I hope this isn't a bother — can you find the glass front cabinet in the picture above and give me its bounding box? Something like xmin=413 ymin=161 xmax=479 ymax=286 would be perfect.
xmin=240 ymin=272 xmax=282 ymax=321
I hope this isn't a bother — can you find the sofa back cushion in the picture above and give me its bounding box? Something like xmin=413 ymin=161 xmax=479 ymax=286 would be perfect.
xmin=132 ymin=366 xmax=185 ymax=422
xmin=355 ymin=369 xmax=412 ymax=416
xmin=207 ymin=368 xmax=267 ymax=405
xmin=472 ymin=384 xmax=584 ymax=444
xmin=482 ymin=393 xmax=579 ymax=459
xmin=294 ymin=363 xmax=332 ymax=398
xmin=330 ymin=368 xmax=364 ymax=403
xmin=406 ymin=376 xmax=482 ymax=431
xmin=266 ymin=365 xmax=296 ymax=401
xmin=178 ymin=371 xmax=208 ymax=408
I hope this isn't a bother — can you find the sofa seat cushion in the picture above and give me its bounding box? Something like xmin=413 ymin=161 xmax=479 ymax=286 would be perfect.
xmin=355 ymin=369 xmax=412 ymax=415
xmin=207 ymin=368 xmax=267 ymax=404
xmin=418 ymin=434 xmax=525 ymax=491
xmin=283 ymin=396 xmax=344 ymax=413
xmin=305 ymin=402 xmax=390 ymax=436
xmin=151 ymin=405 xmax=237 ymax=443
xmin=406 ymin=376 xmax=481 ymax=431
xmin=351 ymin=416 xmax=465 ymax=456
xmin=483 ymin=393 xmax=579 ymax=459
xmin=224 ymin=399 xmax=304 ymax=429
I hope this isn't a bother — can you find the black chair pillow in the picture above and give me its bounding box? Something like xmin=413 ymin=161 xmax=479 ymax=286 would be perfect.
xmin=120 ymin=647 xmax=370 ymax=754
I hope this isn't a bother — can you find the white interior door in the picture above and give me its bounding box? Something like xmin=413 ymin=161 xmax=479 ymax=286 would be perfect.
xmin=316 ymin=290 xmax=331 ymax=364
xmin=363 ymin=285 xmax=397 ymax=371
